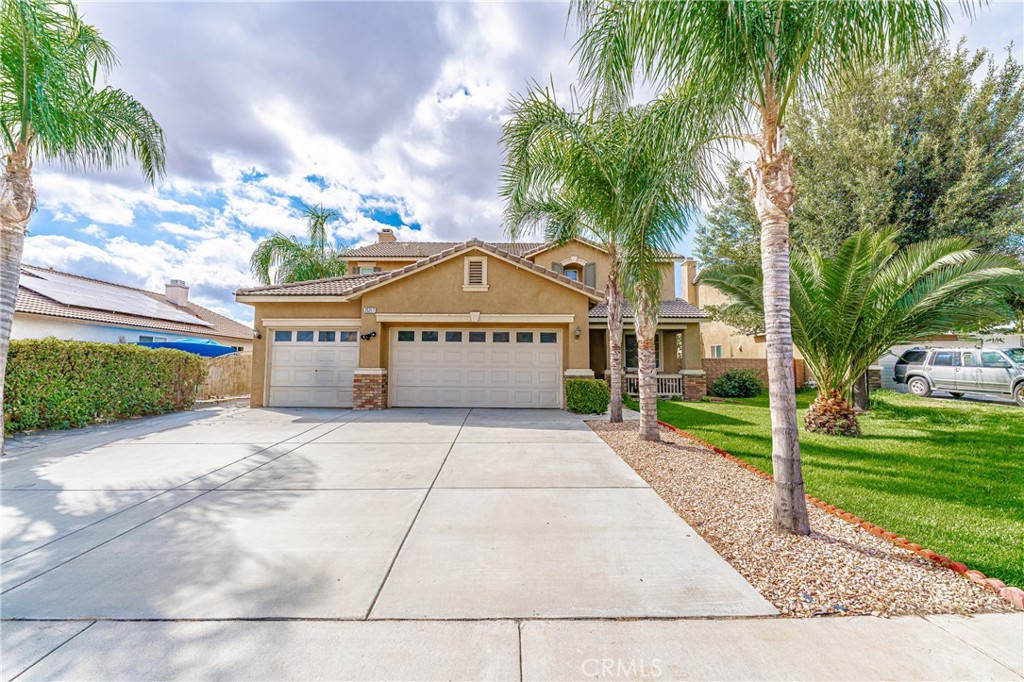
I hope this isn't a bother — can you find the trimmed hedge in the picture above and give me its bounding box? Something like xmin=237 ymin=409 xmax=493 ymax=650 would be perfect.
xmin=4 ymin=338 xmax=206 ymax=434
xmin=565 ymin=378 xmax=611 ymax=414
xmin=709 ymin=369 xmax=765 ymax=398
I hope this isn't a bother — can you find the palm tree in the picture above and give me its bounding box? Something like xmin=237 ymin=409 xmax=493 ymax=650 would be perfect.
xmin=574 ymin=0 xmax=951 ymax=533
xmin=499 ymin=85 xmax=706 ymax=439
xmin=702 ymin=228 xmax=1024 ymax=435
xmin=249 ymin=204 xmax=348 ymax=285
xmin=1 ymin=0 xmax=166 ymax=449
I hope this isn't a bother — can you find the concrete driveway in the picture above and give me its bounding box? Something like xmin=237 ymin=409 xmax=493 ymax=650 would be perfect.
xmin=1 ymin=405 xmax=772 ymax=622
xmin=3 ymin=406 xmax=1021 ymax=681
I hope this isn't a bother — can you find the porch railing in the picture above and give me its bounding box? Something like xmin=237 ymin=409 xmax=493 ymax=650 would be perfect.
xmin=618 ymin=373 xmax=684 ymax=398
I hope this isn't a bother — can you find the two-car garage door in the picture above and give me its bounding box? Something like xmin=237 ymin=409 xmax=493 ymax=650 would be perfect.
xmin=390 ymin=328 xmax=562 ymax=408
xmin=268 ymin=328 xmax=358 ymax=407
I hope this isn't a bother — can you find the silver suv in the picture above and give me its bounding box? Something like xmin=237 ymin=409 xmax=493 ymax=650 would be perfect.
xmin=896 ymin=347 xmax=1024 ymax=406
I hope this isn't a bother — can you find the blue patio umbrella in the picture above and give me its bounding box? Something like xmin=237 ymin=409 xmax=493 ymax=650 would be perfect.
xmin=137 ymin=337 xmax=237 ymax=357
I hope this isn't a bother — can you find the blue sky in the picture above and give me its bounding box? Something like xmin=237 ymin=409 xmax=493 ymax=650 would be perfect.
xmin=25 ymin=1 xmax=1024 ymax=323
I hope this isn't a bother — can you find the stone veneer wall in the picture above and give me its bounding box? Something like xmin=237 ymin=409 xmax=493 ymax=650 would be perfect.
xmin=683 ymin=374 xmax=707 ymax=401
xmin=354 ymin=370 xmax=388 ymax=410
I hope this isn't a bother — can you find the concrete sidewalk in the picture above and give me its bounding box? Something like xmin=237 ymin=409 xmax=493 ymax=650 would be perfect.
xmin=3 ymin=613 xmax=1021 ymax=680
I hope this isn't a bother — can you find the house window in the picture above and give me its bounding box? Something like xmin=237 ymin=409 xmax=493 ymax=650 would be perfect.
xmin=710 ymin=344 xmax=724 ymax=358
xmin=563 ymin=264 xmax=582 ymax=281
xmin=358 ymin=266 xmax=381 ymax=275
xmin=421 ymin=331 xmax=439 ymax=342
xmin=296 ymin=331 xmax=314 ymax=342
xmin=445 ymin=331 xmax=463 ymax=342
xmin=397 ymin=330 xmax=415 ymax=342
xmin=138 ymin=335 xmax=167 ymax=343
xmin=339 ymin=331 xmax=357 ymax=342
xmin=493 ymin=332 xmax=510 ymax=343
xmin=463 ymin=257 xmax=488 ymax=291
xmin=540 ymin=332 xmax=557 ymax=344
xmin=469 ymin=331 xmax=486 ymax=342
xmin=625 ymin=333 xmax=661 ymax=370
xmin=516 ymin=332 xmax=534 ymax=343
xmin=273 ymin=330 xmax=293 ymax=342
xmin=318 ymin=331 xmax=336 ymax=342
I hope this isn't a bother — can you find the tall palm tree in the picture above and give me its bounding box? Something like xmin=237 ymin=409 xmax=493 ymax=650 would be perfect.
xmin=249 ymin=204 xmax=348 ymax=285
xmin=703 ymin=228 xmax=1024 ymax=435
xmin=574 ymin=0 xmax=951 ymax=533
xmin=1 ymin=0 xmax=166 ymax=449
xmin=500 ymin=85 xmax=707 ymax=439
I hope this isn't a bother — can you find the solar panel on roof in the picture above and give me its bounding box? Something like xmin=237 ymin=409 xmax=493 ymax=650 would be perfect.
xmin=21 ymin=270 xmax=213 ymax=327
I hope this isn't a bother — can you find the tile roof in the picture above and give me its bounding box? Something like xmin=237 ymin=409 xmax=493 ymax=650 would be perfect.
xmin=340 ymin=241 xmax=544 ymax=259
xmin=236 ymin=240 xmax=604 ymax=300
xmin=17 ymin=265 xmax=253 ymax=341
xmin=589 ymin=299 xmax=709 ymax=319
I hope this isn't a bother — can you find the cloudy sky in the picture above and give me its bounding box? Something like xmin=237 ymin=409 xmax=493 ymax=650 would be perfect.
xmin=24 ymin=1 xmax=1024 ymax=324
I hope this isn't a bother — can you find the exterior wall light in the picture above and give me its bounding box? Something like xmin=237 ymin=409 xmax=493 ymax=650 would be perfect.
xmin=575 ymin=326 xmax=582 ymax=339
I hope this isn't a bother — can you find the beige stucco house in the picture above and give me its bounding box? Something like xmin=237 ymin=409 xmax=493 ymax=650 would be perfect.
xmin=235 ymin=229 xmax=708 ymax=410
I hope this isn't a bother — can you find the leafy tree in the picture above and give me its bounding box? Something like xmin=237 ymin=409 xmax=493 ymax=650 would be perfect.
xmin=500 ymin=85 xmax=706 ymax=440
xmin=1 ymin=0 xmax=166 ymax=450
xmin=249 ymin=204 xmax=348 ymax=285
xmin=702 ymin=228 xmax=1024 ymax=435
xmin=696 ymin=40 xmax=1024 ymax=270
xmin=574 ymin=0 xmax=949 ymax=534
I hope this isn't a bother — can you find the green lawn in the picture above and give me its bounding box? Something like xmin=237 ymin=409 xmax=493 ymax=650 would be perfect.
xmin=651 ymin=390 xmax=1024 ymax=587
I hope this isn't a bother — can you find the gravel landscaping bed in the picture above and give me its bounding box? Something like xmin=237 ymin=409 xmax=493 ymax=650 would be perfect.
xmin=589 ymin=421 xmax=1014 ymax=618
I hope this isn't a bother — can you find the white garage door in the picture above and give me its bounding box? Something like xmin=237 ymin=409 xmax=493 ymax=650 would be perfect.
xmin=390 ymin=328 xmax=562 ymax=408
xmin=269 ymin=329 xmax=359 ymax=407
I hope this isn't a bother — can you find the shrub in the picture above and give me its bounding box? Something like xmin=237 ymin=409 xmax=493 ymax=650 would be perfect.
xmin=4 ymin=338 xmax=206 ymax=434
xmin=565 ymin=378 xmax=611 ymax=414
xmin=710 ymin=369 xmax=765 ymax=398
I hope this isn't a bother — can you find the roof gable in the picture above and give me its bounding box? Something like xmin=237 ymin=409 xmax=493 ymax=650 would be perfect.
xmin=236 ymin=240 xmax=604 ymax=302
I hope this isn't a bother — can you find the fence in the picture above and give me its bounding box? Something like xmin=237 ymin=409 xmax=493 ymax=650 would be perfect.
xmin=198 ymin=352 xmax=252 ymax=400
xmin=622 ymin=373 xmax=685 ymax=397
xmin=702 ymin=358 xmax=807 ymax=390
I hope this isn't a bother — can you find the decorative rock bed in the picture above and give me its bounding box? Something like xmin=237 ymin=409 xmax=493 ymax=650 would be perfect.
xmin=589 ymin=420 xmax=1018 ymax=617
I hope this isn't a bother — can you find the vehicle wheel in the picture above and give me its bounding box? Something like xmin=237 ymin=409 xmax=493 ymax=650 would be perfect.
xmin=908 ymin=376 xmax=932 ymax=398
xmin=1015 ymin=384 xmax=1024 ymax=408
xmin=950 ymin=392 xmax=964 ymax=398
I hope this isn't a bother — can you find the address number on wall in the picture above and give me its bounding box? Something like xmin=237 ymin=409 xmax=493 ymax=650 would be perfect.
xmin=363 ymin=306 xmax=377 ymax=314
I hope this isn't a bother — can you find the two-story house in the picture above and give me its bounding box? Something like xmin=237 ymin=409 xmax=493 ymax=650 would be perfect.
xmin=235 ymin=228 xmax=708 ymax=409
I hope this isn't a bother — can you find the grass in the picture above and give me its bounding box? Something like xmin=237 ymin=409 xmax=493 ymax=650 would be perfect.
xmin=646 ymin=389 xmax=1024 ymax=587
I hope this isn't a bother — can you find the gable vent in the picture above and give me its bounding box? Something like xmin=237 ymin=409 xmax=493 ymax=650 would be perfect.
xmin=467 ymin=260 xmax=484 ymax=285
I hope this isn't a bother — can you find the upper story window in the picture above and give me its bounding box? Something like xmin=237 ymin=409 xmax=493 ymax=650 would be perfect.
xmin=553 ymin=259 xmax=596 ymax=287
xmin=463 ymin=257 xmax=488 ymax=291
xmin=357 ymin=265 xmax=382 ymax=275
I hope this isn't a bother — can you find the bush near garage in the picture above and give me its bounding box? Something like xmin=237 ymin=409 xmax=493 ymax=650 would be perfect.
xmin=709 ymin=369 xmax=765 ymax=398
xmin=565 ymin=378 xmax=611 ymax=414
xmin=3 ymin=338 xmax=206 ymax=434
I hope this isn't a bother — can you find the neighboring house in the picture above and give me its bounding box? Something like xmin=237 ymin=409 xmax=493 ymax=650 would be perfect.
xmin=14 ymin=265 xmax=254 ymax=352
xmin=235 ymin=229 xmax=708 ymax=409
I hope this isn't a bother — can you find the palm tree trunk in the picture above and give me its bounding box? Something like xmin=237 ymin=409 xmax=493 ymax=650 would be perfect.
xmin=606 ymin=267 xmax=624 ymax=422
xmin=851 ymin=372 xmax=869 ymax=411
xmin=0 ymin=145 xmax=35 ymax=454
xmin=748 ymin=101 xmax=810 ymax=535
xmin=635 ymin=297 xmax=660 ymax=442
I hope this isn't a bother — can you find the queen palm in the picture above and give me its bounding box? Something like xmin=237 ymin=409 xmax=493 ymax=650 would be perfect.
xmin=249 ymin=204 xmax=348 ymax=285
xmin=1 ymin=0 xmax=166 ymax=449
xmin=500 ymin=85 xmax=706 ymax=439
xmin=703 ymin=228 xmax=1024 ymax=435
xmin=574 ymin=0 xmax=951 ymax=532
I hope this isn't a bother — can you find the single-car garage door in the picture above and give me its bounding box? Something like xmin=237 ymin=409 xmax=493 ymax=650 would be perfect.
xmin=269 ymin=328 xmax=358 ymax=407
xmin=390 ymin=328 xmax=562 ymax=408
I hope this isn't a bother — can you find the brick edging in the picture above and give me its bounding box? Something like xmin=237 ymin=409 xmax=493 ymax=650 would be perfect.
xmin=656 ymin=420 xmax=1024 ymax=611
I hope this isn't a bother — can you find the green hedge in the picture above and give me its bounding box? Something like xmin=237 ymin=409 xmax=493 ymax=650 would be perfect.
xmin=565 ymin=378 xmax=611 ymax=414
xmin=4 ymin=338 xmax=206 ymax=434
xmin=709 ymin=369 xmax=765 ymax=398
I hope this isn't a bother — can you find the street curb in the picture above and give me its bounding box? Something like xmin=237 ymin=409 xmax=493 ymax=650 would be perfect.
xmin=656 ymin=420 xmax=1024 ymax=611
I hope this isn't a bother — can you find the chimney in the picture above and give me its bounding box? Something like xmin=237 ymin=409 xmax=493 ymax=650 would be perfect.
xmin=377 ymin=228 xmax=397 ymax=243
xmin=683 ymin=260 xmax=699 ymax=306
xmin=165 ymin=279 xmax=189 ymax=306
